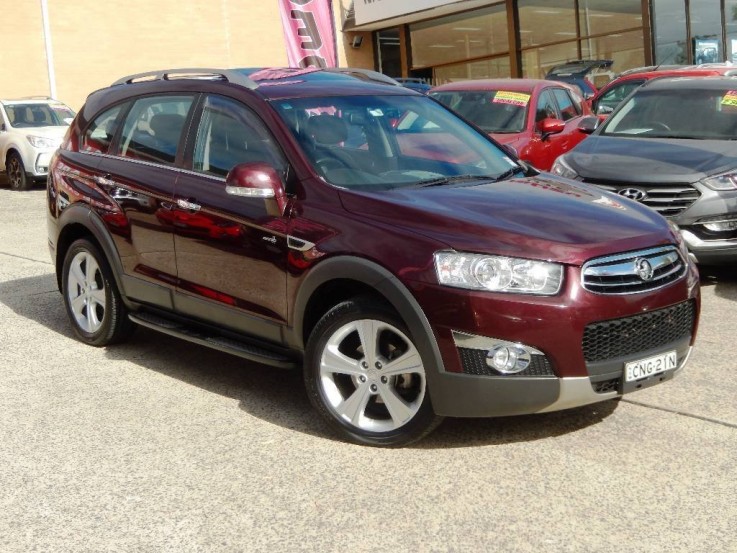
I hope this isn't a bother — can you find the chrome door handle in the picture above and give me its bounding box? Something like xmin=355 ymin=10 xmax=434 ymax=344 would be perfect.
xmin=176 ymin=198 xmax=201 ymax=211
xmin=94 ymin=175 xmax=116 ymax=187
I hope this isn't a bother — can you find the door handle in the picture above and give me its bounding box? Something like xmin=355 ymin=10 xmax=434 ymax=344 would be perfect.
xmin=176 ymin=198 xmax=201 ymax=211
xmin=94 ymin=174 xmax=116 ymax=187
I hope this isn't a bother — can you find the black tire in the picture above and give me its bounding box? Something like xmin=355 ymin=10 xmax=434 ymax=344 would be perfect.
xmin=6 ymin=152 xmax=31 ymax=191
xmin=304 ymin=297 xmax=443 ymax=447
xmin=61 ymin=238 xmax=135 ymax=346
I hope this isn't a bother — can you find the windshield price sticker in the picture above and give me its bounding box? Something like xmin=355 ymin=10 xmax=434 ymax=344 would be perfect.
xmin=721 ymin=90 xmax=737 ymax=106
xmin=493 ymin=91 xmax=531 ymax=107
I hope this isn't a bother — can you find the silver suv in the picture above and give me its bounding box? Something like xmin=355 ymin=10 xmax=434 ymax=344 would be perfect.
xmin=0 ymin=97 xmax=75 ymax=190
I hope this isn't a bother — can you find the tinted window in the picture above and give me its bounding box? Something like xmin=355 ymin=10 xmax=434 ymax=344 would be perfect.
xmin=117 ymin=96 xmax=193 ymax=165
xmin=82 ymin=104 xmax=125 ymax=154
xmin=551 ymin=88 xmax=580 ymax=121
xmin=192 ymin=95 xmax=285 ymax=177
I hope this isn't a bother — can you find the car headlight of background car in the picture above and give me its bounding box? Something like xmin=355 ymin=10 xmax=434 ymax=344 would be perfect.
xmin=550 ymin=155 xmax=579 ymax=180
xmin=26 ymin=135 xmax=61 ymax=149
xmin=434 ymin=252 xmax=563 ymax=295
xmin=701 ymin=170 xmax=737 ymax=191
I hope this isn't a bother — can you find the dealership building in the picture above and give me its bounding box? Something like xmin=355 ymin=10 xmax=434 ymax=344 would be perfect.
xmin=3 ymin=0 xmax=736 ymax=109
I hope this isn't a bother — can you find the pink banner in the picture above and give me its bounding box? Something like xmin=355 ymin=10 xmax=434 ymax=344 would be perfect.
xmin=278 ymin=0 xmax=337 ymax=69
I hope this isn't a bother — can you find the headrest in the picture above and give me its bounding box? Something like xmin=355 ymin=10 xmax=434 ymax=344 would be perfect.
xmin=305 ymin=114 xmax=348 ymax=145
xmin=149 ymin=113 xmax=185 ymax=136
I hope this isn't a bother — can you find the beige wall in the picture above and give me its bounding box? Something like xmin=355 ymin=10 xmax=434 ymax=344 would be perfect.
xmin=1 ymin=0 xmax=375 ymax=111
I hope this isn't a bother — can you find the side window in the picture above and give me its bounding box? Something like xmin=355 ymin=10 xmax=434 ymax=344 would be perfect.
xmin=193 ymin=95 xmax=285 ymax=177
xmin=117 ymin=95 xmax=193 ymax=165
xmin=536 ymin=90 xmax=560 ymax=125
xmin=551 ymin=88 xmax=581 ymax=121
xmin=82 ymin=104 xmax=125 ymax=154
xmin=595 ymin=80 xmax=645 ymax=114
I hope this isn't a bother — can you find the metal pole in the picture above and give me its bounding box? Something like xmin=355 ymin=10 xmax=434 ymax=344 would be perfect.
xmin=40 ymin=0 xmax=57 ymax=98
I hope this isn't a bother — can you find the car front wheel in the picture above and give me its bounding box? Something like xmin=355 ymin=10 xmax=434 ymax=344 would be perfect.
xmin=61 ymin=239 xmax=134 ymax=346
xmin=305 ymin=297 xmax=443 ymax=446
xmin=6 ymin=152 xmax=30 ymax=191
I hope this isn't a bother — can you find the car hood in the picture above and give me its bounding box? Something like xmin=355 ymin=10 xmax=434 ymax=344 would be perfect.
xmin=566 ymin=135 xmax=737 ymax=183
xmin=339 ymin=174 xmax=674 ymax=266
xmin=14 ymin=125 xmax=68 ymax=139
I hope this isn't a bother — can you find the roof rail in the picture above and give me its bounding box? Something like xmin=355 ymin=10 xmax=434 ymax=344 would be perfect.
xmin=111 ymin=68 xmax=258 ymax=89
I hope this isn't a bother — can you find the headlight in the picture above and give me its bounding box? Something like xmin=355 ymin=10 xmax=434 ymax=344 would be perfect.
xmin=434 ymin=252 xmax=563 ymax=295
xmin=26 ymin=135 xmax=60 ymax=149
xmin=702 ymin=170 xmax=737 ymax=191
xmin=550 ymin=156 xmax=579 ymax=180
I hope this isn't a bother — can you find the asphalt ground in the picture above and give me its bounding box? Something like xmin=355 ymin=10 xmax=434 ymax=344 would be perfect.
xmin=1 ymin=185 xmax=735 ymax=552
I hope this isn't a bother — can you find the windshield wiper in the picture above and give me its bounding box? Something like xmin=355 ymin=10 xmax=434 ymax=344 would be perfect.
xmin=413 ymin=174 xmax=498 ymax=188
xmin=493 ymin=166 xmax=526 ymax=182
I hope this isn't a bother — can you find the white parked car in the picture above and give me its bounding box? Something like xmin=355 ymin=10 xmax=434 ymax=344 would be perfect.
xmin=0 ymin=97 xmax=75 ymax=190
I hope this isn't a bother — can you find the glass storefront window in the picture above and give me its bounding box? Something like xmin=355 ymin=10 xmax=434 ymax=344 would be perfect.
xmin=652 ymin=0 xmax=688 ymax=64
xmin=410 ymin=4 xmax=508 ymax=68
xmin=518 ymin=0 xmax=576 ymax=48
xmin=578 ymin=0 xmax=643 ymax=36
xmin=727 ymin=0 xmax=737 ymax=62
xmin=690 ymin=0 xmax=723 ymax=63
xmin=582 ymin=30 xmax=646 ymax=78
xmin=377 ymin=28 xmax=402 ymax=78
xmin=434 ymin=56 xmax=511 ymax=84
xmin=521 ymin=41 xmax=581 ymax=79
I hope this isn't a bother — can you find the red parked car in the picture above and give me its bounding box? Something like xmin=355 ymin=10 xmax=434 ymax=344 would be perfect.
xmin=590 ymin=65 xmax=737 ymax=116
xmin=430 ymin=79 xmax=596 ymax=171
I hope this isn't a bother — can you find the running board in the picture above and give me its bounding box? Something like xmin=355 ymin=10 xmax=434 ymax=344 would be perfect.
xmin=129 ymin=311 xmax=297 ymax=369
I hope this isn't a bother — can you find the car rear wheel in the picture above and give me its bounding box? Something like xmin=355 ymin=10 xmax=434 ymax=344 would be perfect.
xmin=6 ymin=152 xmax=30 ymax=191
xmin=305 ymin=297 xmax=443 ymax=447
xmin=61 ymin=239 xmax=134 ymax=346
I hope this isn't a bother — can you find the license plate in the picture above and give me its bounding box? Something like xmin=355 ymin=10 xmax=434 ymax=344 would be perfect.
xmin=625 ymin=351 xmax=677 ymax=382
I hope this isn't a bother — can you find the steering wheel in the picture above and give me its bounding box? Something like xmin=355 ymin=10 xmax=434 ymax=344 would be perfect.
xmin=649 ymin=121 xmax=671 ymax=132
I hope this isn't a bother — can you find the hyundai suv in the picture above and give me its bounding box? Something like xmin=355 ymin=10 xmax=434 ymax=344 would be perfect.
xmin=1 ymin=97 xmax=75 ymax=190
xmin=47 ymin=68 xmax=700 ymax=446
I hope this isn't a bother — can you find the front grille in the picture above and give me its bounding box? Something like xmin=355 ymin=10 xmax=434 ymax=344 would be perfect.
xmin=582 ymin=300 xmax=695 ymax=363
xmin=458 ymin=348 xmax=554 ymax=377
xmin=582 ymin=246 xmax=686 ymax=294
xmin=584 ymin=180 xmax=700 ymax=217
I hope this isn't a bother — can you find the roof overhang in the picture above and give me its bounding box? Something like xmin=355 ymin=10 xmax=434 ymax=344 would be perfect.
xmin=344 ymin=0 xmax=493 ymax=32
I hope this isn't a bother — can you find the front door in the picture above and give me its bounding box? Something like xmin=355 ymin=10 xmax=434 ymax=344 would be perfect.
xmin=171 ymin=94 xmax=290 ymax=341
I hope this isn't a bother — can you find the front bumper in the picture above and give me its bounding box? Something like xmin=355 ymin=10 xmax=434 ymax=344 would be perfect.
xmin=681 ymin=229 xmax=737 ymax=264
xmin=410 ymin=260 xmax=700 ymax=418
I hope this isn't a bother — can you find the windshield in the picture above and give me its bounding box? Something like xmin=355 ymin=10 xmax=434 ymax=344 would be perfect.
xmin=602 ymin=86 xmax=737 ymax=139
xmin=5 ymin=103 xmax=75 ymax=128
xmin=430 ymin=90 xmax=528 ymax=133
xmin=271 ymin=94 xmax=519 ymax=190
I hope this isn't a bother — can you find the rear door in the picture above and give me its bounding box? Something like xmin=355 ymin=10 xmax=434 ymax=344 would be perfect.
xmin=97 ymin=94 xmax=195 ymax=308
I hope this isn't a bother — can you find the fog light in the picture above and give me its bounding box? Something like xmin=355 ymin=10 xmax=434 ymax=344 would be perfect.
xmin=703 ymin=220 xmax=737 ymax=232
xmin=486 ymin=345 xmax=531 ymax=374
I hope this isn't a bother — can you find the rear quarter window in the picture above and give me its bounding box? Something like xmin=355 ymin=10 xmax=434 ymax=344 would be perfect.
xmin=82 ymin=105 xmax=126 ymax=154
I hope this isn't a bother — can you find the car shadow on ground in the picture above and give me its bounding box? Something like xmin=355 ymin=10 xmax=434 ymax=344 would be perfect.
xmin=698 ymin=265 xmax=737 ymax=302
xmin=0 ymin=273 xmax=619 ymax=448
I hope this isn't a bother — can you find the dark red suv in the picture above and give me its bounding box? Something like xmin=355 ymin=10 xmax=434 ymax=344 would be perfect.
xmin=47 ymin=67 xmax=700 ymax=446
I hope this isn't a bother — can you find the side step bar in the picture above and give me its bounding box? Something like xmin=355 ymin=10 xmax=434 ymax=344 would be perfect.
xmin=129 ymin=311 xmax=297 ymax=370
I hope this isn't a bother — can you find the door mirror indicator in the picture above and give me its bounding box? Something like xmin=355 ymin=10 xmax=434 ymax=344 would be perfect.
xmin=225 ymin=162 xmax=288 ymax=216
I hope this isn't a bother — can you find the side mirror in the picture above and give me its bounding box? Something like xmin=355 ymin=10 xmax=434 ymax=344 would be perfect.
xmin=577 ymin=115 xmax=600 ymax=135
xmin=538 ymin=118 xmax=565 ymax=140
xmin=0 ymin=123 xmax=5 ymax=132
xmin=225 ymin=162 xmax=287 ymax=216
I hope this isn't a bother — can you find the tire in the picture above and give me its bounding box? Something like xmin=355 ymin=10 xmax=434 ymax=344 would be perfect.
xmin=304 ymin=297 xmax=443 ymax=447
xmin=6 ymin=152 xmax=31 ymax=191
xmin=61 ymin=239 xmax=135 ymax=346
